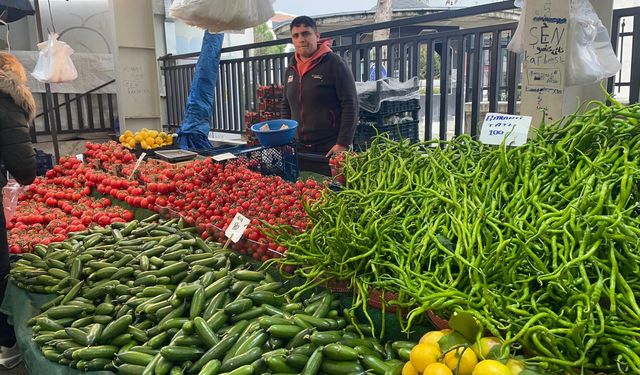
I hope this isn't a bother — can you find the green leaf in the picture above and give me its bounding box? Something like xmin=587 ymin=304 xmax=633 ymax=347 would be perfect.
xmin=437 ymin=331 xmax=470 ymax=352
xmin=485 ymin=344 xmax=502 ymax=360
xmin=435 ymin=234 xmax=454 ymax=251
xmin=520 ymin=369 xmax=546 ymax=375
xmin=448 ymin=311 xmax=482 ymax=342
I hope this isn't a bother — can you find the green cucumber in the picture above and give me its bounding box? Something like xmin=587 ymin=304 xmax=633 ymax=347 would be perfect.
xmin=160 ymin=346 xmax=204 ymax=362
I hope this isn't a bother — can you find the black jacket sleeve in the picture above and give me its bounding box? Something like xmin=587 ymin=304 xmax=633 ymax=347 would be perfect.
xmin=333 ymin=57 xmax=359 ymax=147
xmin=0 ymin=97 xmax=36 ymax=186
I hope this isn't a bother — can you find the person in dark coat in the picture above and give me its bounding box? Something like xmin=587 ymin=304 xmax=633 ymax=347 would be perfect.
xmin=0 ymin=52 xmax=37 ymax=369
xmin=282 ymin=16 xmax=359 ymax=175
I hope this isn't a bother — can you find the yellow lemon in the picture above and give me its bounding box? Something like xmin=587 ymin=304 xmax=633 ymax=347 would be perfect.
xmin=505 ymin=359 xmax=525 ymax=375
xmin=409 ymin=343 xmax=441 ymax=372
xmin=146 ymin=137 xmax=155 ymax=146
xmin=444 ymin=347 xmax=478 ymax=375
xmin=148 ymin=130 xmax=159 ymax=138
xmin=155 ymin=136 xmax=163 ymax=145
xmin=402 ymin=362 xmax=419 ymax=375
xmin=140 ymin=140 xmax=148 ymax=149
xmin=118 ymin=134 xmax=126 ymax=143
xmin=472 ymin=337 xmax=502 ymax=360
xmin=472 ymin=360 xmax=512 ymax=375
xmin=424 ymin=363 xmax=454 ymax=375
xmin=134 ymin=134 xmax=143 ymax=142
xmin=127 ymin=139 xmax=136 ymax=148
xmin=166 ymin=136 xmax=173 ymax=145
xmin=124 ymin=129 xmax=133 ymax=136
xmin=420 ymin=330 xmax=448 ymax=349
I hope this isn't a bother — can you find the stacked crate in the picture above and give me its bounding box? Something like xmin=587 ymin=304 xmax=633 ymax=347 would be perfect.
xmin=353 ymin=99 xmax=421 ymax=151
xmin=244 ymin=85 xmax=285 ymax=146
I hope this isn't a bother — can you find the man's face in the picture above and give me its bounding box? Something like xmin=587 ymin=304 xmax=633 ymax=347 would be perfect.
xmin=291 ymin=24 xmax=319 ymax=59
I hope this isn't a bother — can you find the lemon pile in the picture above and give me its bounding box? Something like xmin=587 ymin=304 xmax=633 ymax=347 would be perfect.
xmin=119 ymin=129 xmax=174 ymax=150
xmin=403 ymin=329 xmax=527 ymax=375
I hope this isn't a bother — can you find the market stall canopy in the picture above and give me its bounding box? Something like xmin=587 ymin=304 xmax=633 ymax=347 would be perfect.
xmin=177 ymin=31 xmax=224 ymax=151
xmin=0 ymin=0 xmax=35 ymax=23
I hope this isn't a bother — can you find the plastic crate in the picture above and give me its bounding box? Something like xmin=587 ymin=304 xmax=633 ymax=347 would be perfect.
xmin=36 ymin=149 xmax=53 ymax=176
xmin=360 ymin=99 xmax=421 ymax=117
xmin=199 ymin=144 xmax=299 ymax=182
xmin=353 ymin=120 xmax=419 ymax=151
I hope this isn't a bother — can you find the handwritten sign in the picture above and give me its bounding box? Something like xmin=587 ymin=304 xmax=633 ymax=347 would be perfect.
xmin=520 ymin=0 xmax=570 ymax=127
xmin=479 ymin=113 xmax=532 ymax=146
xmin=212 ymin=153 xmax=237 ymax=162
xmin=225 ymin=213 xmax=251 ymax=243
xmin=76 ymin=154 xmax=84 ymax=162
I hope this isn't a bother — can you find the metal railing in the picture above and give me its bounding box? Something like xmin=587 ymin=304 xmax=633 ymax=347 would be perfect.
xmin=32 ymin=79 xmax=118 ymax=139
xmin=160 ymin=2 xmax=639 ymax=141
xmin=608 ymin=6 xmax=640 ymax=104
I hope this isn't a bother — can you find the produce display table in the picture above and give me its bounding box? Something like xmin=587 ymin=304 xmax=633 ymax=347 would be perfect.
xmin=1 ymin=281 xmax=111 ymax=375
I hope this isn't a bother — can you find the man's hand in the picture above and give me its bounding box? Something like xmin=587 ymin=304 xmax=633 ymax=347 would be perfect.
xmin=326 ymin=144 xmax=347 ymax=157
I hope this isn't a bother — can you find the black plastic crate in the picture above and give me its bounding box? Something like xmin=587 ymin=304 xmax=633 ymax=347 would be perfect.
xmin=353 ymin=120 xmax=419 ymax=151
xmin=36 ymin=149 xmax=53 ymax=176
xmin=360 ymin=99 xmax=421 ymax=118
xmin=201 ymin=144 xmax=299 ymax=182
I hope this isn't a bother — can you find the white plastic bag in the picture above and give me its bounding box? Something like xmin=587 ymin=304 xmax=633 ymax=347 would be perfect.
xmin=170 ymin=0 xmax=275 ymax=33
xmin=566 ymin=0 xmax=621 ymax=86
xmin=507 ymin=0 xmax=621 ymax=86
xmin=31 ymin=32 xmax=78 ymax=83
xmin=3 ymin=180 xmax=23 ymax=222
xmin=506 ymin=0 xmax=525 ymax=54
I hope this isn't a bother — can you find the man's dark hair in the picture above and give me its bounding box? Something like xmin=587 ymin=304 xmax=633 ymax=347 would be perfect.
xmin=290 ymin=16 xmax=317 ymax=32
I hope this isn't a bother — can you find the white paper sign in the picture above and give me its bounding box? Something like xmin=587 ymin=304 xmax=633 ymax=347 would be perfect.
xmin=212 ymin=153 xmax=237 ymax=162
xmin=76 ymin=154 xmax=84 ymax=162
xmin=225 ymin=213 xmax=251 ymax=243
xmin=479 ymin=113 xmax=532 ymax=146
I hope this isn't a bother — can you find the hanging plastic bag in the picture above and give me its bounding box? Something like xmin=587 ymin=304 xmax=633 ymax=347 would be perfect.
xmin=31 ymin=32 xmax=78 ymax=83
xmin=506 ymin=0 xmax=526 ymax=54
xmin=3 ymin=180 xmax=23 ymax=222
xmin=169 ymin=0 xmax=275 ymax=33
xmin=566 ymin=0 xmax=621 ymax=86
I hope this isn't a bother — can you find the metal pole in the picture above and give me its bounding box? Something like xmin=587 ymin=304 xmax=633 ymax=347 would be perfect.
xmin=33 ymin=0 xmax=60 ymax=164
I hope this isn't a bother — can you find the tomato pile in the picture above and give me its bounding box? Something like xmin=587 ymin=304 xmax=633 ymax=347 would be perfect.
xmin=8 ymin=155 xmax=134 ymax=252
xmin=9 ymin=141 xmax=320 ymax=260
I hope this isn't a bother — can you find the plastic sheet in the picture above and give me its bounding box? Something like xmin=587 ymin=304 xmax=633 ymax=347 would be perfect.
xmin=169 ymin=0 xmax=275 ymax=33
xmin=356 ymin=77 xmax=420 ymax=113
xmin=0 ymin=281 xmax=111 ymax=375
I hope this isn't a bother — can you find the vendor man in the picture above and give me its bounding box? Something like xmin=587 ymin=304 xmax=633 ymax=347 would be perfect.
xmin=281 ymin=16 xmax=358 ymax=175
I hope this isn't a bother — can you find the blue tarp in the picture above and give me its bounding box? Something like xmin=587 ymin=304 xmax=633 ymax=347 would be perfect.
xmin=177 ymin=31 xmax=224 ymax=150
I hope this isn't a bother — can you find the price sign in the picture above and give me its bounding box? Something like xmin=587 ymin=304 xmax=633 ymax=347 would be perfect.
xmin=225 ymin=213 xmax=251 ymax=243
xmin=76 ymin=154 xmax=84 ymax=162
xmin=479 ymin=113 xmax=532 ymax=146
xmin=212 ymin=153 xmax=237 ymax=162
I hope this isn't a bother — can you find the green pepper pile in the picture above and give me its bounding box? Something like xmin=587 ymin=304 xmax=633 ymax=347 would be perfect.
xmin=12 ymin=216 xmax=412 ymax=375
xmin=270 ymin=98 xmax=640 ymax=373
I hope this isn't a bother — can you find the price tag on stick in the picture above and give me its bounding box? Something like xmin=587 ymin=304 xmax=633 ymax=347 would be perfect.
xmin=223 ymin=213 xmax=251 ymax=248
xmin=479 ymin=113 xmax=532 ymax=147
xmin=212 ymin=153 xmax=237 ymax=162
xmin=129 ymin=152 xmax=147 ymax=180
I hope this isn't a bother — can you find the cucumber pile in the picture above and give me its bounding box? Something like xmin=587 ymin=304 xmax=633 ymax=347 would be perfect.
xmin=11 ymin=217 xmax=412 ymax=375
